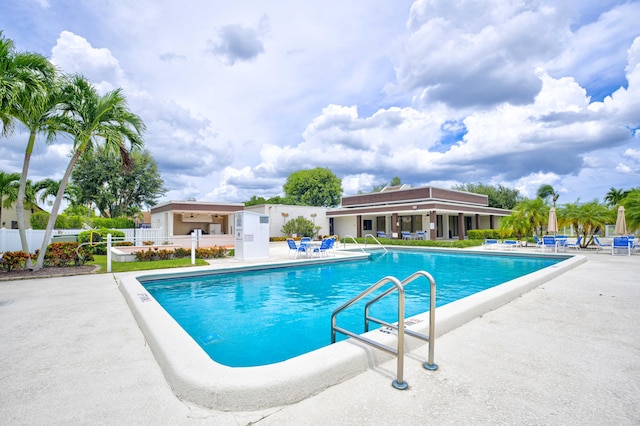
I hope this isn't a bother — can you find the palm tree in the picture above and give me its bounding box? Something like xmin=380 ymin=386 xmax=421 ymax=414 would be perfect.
xmin=498 ymin=211 xmax=531 ymax=243
xmin=0 ymin=171 xmax=20 ymax=227
xmin=536 ymin=184 xmax=559 ymax=207
xmin=620 ymin=189 xmax=640 ymax=232
xmin=561 ymin=200 xmax=614 ymax=247
xmin=1 ymin=31 xmax=56 ymax=136
xmin=512 ymin=197 xmax=548 ymax=238
xmin=604 ymin=187 xmax=628 ymax=208
xmin=33 ymin=75 xmax=145 ymax=270
xmin=2 ymin=32 xmax=59 ymax=265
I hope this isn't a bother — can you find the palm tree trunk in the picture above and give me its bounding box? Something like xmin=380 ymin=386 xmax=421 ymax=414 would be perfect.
xmin=34 ymin=150 xmax=81 ymax=270
xmin=17 ymin=131 xmax=36 ymax=269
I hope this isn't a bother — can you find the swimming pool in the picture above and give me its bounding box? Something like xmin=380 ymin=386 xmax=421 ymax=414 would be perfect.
xmin=140 ymin=250 xmax=561 ymax=367
xmin=119 ymin=247 xmax=584 ymax=410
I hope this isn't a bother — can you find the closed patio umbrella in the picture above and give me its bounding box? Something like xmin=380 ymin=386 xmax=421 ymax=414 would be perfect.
xmin=615 ymin=205 xmax=627 ymax=235
xmin=547 ymin=207 xmax=558 ymax=235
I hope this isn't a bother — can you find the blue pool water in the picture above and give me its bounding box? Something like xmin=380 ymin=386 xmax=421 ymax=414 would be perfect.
xmin=141 ymin=250 xmax=562 ymax=367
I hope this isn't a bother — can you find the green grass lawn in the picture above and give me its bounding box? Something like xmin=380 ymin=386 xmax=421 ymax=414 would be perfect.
xmin=87 ymin=255 xmax=209 ymax=273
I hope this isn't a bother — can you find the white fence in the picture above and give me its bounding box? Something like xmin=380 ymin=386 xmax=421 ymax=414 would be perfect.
xmin=0 ymin=228 xmax=164 ymax=253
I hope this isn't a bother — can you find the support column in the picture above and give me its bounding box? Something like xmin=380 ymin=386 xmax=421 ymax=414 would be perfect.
xmin=490 ymin=215 xmax=495 ymax=229
xmin=458 ymin=213 xmax=465 ymax=240
xmin=475 ymin=214 xmax=480 ymax=229
xmin=356 ymin=215 xmax=362 ymax=238
xmin=391 ymin=213 xmax=398 ymax=238
xmin=430 ymin=211 xmax=437 ymax=240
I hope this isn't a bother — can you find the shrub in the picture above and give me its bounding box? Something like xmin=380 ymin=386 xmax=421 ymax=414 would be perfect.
xmin=0 ymin=251 xmax=33 ymax=271
xmin=467 ymin=229 xmax=502 ymax=239
xmin=43 ymin=242 xmax=94 ymax=267
xmin=281 ymin=216 xmax=320 ymax=238
xmin=92 ymin=217 xmax=134 ymax=229
xmin=30 ymin=212 xmax=49 ymax=230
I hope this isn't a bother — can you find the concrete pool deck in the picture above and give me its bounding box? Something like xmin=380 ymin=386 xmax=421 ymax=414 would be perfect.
xmin=1 ymin=244 xmax=639 ymax=424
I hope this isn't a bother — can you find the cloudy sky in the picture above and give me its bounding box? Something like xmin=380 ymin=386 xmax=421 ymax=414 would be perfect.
xmin=2 ymin=0 xmax=639 ymax=207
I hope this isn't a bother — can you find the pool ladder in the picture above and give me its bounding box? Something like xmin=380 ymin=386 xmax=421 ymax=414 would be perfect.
xmin=331 ymin=270 xmax=438 ymax=390
xmin=342 ymin=234 xmax=388 ymax=253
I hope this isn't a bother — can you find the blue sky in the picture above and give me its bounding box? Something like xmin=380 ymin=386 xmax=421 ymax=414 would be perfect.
xmin=2 ymin=0 xmax=639 ymax=207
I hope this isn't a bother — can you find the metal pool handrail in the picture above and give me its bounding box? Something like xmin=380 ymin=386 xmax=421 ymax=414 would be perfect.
xmin=363 ymin=233 xmax=388 ymax=253
xmin=342 ymin=234 xmax=367 ymax=253
xmin=330 ymin=270 xmax=438 ymax=390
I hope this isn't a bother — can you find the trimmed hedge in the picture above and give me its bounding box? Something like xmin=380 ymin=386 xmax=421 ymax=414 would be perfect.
xmin=78 ymin=229 xmax=126 ymax=255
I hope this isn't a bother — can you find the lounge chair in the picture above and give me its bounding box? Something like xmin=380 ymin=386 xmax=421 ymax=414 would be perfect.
xmin=541 ymin=236 xmax=557 ymax=252
xmin=593 ymin=236 xmax=611 ymax=252
xmin=565 ymin=236 xmax=582 ymax=251
xmin=612 ymin=236 xmax=631 ymax=256
xmin=482 ymin=239 xmax=499 ymax=250
xmin=401 ymin=231 xmax=411 ymax=240
xmin=415 ymin=231 xmax=425 ymax=240
xmin=377 ymin=231 xmax=386 ymax=238
xmin=502 ymin=240 xmax=517 ymax=250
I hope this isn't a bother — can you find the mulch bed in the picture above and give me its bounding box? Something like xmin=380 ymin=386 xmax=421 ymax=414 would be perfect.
xmin=0 ymin=265 xmax=99 ymax=281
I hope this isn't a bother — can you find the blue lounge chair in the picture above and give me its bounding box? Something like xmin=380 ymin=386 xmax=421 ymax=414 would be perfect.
xmin=541 ymin=236 xmax=557 ymax=252
xmin=401 ymin=231 xmax=411 ymax=240
xmin=612 ymin=236 xmax=631 ymax=256
xmin=593 ymin=236 xmax=611 ymax=252
xmin=502 ymin=240 xmax=517 ymax=250
xmin=415 ymin=231 xmax=425 ymax=240
xmin=565 ymin=236 xmax=582 ymax=251
xmin=482 ymin=239 xmax=499 ymax=250
xmin=377 ymin=231 xmax=387 ymax=238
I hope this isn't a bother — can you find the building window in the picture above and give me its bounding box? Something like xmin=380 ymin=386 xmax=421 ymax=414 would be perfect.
xmin=363 ymin=219 xmax=373 ymax=231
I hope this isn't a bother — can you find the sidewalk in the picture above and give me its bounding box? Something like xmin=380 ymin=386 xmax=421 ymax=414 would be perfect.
xmin=1 ymin=248 xmax=639 ymax=425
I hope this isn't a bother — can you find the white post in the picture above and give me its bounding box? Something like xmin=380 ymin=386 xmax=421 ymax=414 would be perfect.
xmin=191 ymin=233 xmax=196 ymax=265
xmin=107 ymin=233 xmax=112 ymax=273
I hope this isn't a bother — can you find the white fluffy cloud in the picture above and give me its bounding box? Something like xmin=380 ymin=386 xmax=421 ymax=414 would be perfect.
xmin=1 ymin=0 xmax=639 ymax=206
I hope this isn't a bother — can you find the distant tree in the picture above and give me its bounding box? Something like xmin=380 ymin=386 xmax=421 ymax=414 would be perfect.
xmin=0 ymin=171 xmax=20 ymax=226
xmin=244 ymin=195 xmax=268 ymax=206
xmin=72 ymin=145 xmax=164 ymax=218
xmin=454 ymin=182 xmax=523 ymax=209
xmin=604 ymin=187 xmax=629 ymax=207
xmin=537 ymin=184 xmax=559 ymax=207
xmin=621 ymin=189 xmax=640 ymax=232
xmin=244 ymin=195 xmax=296 ymax=206
xmin=283 ymin=168 xmax=342 ymax=207
xmin=370 ymin=176 xmax=402 ymax=193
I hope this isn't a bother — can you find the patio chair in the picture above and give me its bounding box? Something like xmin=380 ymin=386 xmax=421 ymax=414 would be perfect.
xmin=415 ymin=231 xmax=425 ymax=240
xmin=593 ymin=236 xmax=611 ymax=252
xmin=612 ymin=236 xmax=631 ymax=256
xmin=286 ymin=238 xmax=299 ymax=258
xmin=313 ymin=238 xmax=334 ymax=257
xmin=565 ymin=236 xmax=582 ymax=251
xmin=377 ymin=231 xmax=387 ymax=238
xmin=533 ymin=235 xmax=543 ymax=250
xmin=401 ymin=231 xmax=411 ymax=240
xmin=296 ymin=237 xmax=312 ymax=258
